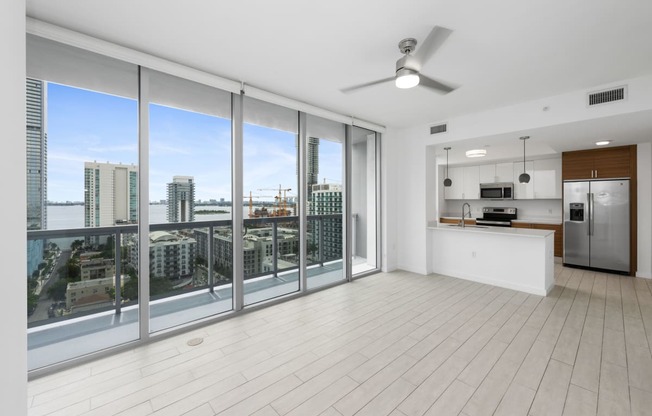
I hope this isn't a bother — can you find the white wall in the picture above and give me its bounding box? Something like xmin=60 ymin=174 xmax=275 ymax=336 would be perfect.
xmin=637 ymin=142 xmax=652 ymax=278
xmin=381 ymin=131 xmax=398 ymax=271
xmin=0 ymin=1 xmax=27 ymax=415
xmin=387 ymin=76 xmax=652 ymax=278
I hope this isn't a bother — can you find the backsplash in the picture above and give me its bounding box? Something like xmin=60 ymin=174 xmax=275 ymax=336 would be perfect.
xmin=440 ymin=198 xmax=563 ymax=220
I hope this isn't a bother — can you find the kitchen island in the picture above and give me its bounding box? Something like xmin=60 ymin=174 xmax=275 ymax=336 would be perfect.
xmin=428 ymin=223 xmax=555 ymax=296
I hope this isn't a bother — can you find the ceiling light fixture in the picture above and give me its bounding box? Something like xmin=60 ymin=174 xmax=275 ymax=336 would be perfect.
xmin=519 ymin=136 xmax=531 ymax=184
xmin=465 ymin=149 xmax=487 ymax=158
xmin=595 ymin=140 xmax=612 ymax=146
xmin=395 ymin=68 xmax=420 ymax=89
xmin=443 ymin=147 xmax=452 ymax=187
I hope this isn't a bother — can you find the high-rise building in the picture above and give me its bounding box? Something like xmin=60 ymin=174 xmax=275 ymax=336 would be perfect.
xmin=166 ymin=176 xmax=195 ymax=223
xmin=296 ymin=137 xmax=320 ymax=201
xmin=194 ymin=226 xmax=299 ymax=277
xmin=309 ymin=183 xmax=343 ymax=261
xmin=84 ymin=161 xmax=138 ymax=227
xmin=307 ymin=137 xmax=319 ymax=200
xmin=26 ymin=78 xmax=47 ymax=277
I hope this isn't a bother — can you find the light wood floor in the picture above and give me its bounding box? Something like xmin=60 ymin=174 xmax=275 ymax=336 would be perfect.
xmin=28 ymin=265 xmax=652 ymax=416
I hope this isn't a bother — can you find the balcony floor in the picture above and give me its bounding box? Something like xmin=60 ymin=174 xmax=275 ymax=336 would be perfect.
xmin=28 ymin=261 xmax=346 ymax=371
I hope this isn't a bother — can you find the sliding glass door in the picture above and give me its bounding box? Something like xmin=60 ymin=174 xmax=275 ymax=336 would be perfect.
xmin=243 ymin=97 xmax=300 ymax=305
xmin=305 ymin=115 xmax=346 ymax=288
xmin=26 ymin=35 xmax=140 ymax=370
xmin=350 ymin=126 xmax=380 ymax=275
xmin=146 ymin=69 xmax=233 ymax=332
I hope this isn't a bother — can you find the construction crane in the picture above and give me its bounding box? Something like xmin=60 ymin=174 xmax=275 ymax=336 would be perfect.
xmin=243 ymin=191 xmax=275 ymax=218
xmin=257 ymin=185 xmax=293 ymax=217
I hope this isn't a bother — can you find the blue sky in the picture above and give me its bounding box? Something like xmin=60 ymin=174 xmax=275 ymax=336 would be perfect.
xmin=46 ymin=82 xmax=342 ymax=203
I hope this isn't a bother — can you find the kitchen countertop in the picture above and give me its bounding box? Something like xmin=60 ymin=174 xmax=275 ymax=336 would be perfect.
xmin=430 ymin=223 xmax=554 ymax=238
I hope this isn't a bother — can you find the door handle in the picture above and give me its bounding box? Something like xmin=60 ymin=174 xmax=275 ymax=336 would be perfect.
xmin=587 ymin=193 xmax=592 ymax=235
xmin=589 ymin=192 xmax=595 ymax=236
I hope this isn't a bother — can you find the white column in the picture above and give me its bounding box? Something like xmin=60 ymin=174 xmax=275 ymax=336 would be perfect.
xmin=0 ymin=0 xmax=27 ymax=413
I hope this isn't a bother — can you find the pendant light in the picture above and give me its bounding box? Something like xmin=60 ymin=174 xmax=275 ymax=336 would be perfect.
xmin=443 ymin=147 xmax=452 ymax=187
xmin=519 ymin=136 xmax=531 ymax=184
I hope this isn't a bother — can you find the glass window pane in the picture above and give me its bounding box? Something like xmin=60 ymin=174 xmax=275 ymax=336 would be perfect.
xmin=243 ymin=97 xmax=299 ymax=305
xmin=148 ymin=70 xmax=232 ymax=332
xmin=26 ymin=37 xmax=139 ymax=371
xmin=305 ymin=114 xmax=345 ymax=289
xmin=351 ymin=126 xmax=379 ymax=275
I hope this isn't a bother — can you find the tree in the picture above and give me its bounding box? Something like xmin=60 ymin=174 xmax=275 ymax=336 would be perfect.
xmin=27 ymin=292 xmax=39 ymax=316
xmin=47 ymin=279 xmax=68 ymax=302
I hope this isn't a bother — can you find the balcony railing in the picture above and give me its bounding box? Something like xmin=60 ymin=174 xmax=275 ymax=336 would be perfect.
xmin=27 ymin=213 xmax=344 ymax=370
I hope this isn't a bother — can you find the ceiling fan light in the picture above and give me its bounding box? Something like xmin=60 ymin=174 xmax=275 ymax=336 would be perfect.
xmin=395 ymin=69 xmax=420 ymax=89
xmin=465 ymin=149 xmax=487 ymax=158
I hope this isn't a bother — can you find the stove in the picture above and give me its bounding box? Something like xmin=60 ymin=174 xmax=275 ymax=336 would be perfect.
xmin=476 ymin=207 xmax=517 ymax=227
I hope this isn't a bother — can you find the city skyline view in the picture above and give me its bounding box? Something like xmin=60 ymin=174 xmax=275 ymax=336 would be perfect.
xmin=46 ymin=81 xmax=343 ymax=203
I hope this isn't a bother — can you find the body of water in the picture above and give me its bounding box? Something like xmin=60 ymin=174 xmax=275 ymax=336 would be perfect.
xmin=46 ymin=205 xmax=253 ymax=230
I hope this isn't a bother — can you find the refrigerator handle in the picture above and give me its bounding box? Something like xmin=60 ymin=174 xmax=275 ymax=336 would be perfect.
xmin=589 ymin=192 xmax=595 ymax=236
xmin=586 ymin=193 xmax=592 ymax=236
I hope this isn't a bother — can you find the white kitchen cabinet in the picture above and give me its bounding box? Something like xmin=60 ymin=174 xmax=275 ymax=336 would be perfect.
xmin=444 ymin=166 xmax=464 ymax=199
xmin=513 ymin=161 xmax=535 ymax=199
xmin=463 ymin=166 xmax=480 ymax=199
xmin=495 ymin=163 xmax=514 ymax=183
xmin=478 ymin=163 xmax=513 ymax=183
xmin=478 ymin=164 xmax=495 ymax=183
xmin=533 ymin=158 xmax=562 ymax=199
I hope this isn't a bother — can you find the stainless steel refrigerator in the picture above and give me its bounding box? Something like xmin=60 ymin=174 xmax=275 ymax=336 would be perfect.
xmin=563 ymin=179 xmax=630 ymax=273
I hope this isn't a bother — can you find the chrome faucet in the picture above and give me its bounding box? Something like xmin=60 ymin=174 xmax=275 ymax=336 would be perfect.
xmin=461 ymin=203 xmax=472 ymax=228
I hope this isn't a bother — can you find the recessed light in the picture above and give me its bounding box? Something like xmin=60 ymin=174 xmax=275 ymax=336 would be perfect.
xmin=466 ymin=149 xmax=487 ymax=158
xmin=595 ymin=140 xmax=612 ymax=146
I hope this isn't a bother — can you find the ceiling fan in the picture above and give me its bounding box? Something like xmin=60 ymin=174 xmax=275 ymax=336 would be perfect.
xmin=340 ymin=25 xmax=458 ymax=94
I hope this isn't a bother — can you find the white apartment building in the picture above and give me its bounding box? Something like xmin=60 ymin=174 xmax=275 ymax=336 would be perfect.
xmin=84 ymin=161 xmax=138 ymax=227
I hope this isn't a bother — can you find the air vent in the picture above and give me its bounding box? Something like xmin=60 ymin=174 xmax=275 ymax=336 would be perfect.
xmin=430 ymin=123 xmax=447 ymax=135
xmin=587 ymin=86 xmax=626 ymax=106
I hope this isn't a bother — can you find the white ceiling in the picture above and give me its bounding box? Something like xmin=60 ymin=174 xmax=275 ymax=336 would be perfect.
xmin=437 ymin=109 xmax=652 ymax=165
xmin=26 ymin=0 xmax=652 ymax=150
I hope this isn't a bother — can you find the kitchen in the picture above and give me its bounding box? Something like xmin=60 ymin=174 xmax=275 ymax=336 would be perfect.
xmin=427 ymin=139 xmax=642 ymax=295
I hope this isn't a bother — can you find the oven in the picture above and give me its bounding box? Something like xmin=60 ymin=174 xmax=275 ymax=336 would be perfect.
xmin=476 ymin=207 xmax=517 ymax=227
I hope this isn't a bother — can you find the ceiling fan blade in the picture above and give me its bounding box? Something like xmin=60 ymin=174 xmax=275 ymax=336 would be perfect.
xmin=419 ymin=75 xmax=457 ymax=94
xmin=413 ymin=26 xmax=453 ymax=67
xmin=340 ymin=77 xmax=395 ymax=94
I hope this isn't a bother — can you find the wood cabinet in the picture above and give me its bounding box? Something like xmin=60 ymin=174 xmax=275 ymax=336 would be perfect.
xmin=440 ymin=218 xmax=476 ymax=225
xmin=562 ymin=145 xmax=635 ymax=180
xmin=512 ymin=222 xmax=563 ymax=257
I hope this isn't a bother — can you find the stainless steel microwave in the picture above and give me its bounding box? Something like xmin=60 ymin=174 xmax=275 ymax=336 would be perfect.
xmin=480 ymin=183 xmax=514 ymax=200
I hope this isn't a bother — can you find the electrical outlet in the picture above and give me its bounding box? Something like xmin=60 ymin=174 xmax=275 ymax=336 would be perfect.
xmin=548 ymin=209 xmax=553 ymax=214
xmin=472 ymin=251 xmax=476 ymax=258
